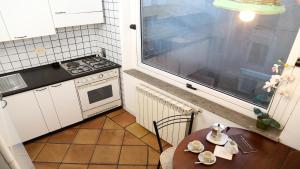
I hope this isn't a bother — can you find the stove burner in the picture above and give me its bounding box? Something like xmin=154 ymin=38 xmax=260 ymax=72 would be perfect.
xmin=61 ymin=56 xmax=117 ymax=76
xmin=91 ymin=62 xmax=114 ymax=69
xmin=82 ymin=57 xmax=100 ymax=64
xmin=69 ymin=66 xmax=93 ymax=75
xmin=66 ymin=62 xmax=80 ymax=68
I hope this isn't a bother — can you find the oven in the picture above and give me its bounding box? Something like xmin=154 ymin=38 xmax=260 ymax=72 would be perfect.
xmin=75 ymin=69 xmax=121 ymax=119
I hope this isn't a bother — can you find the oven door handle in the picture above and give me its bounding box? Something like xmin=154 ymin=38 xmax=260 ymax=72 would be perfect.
xmin=77 ymin=77 xmax=118 ymax=90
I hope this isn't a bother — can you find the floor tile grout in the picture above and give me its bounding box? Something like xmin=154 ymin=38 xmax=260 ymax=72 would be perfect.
xmin=116 ymin=120 xmax=126 ymax=169
xmin=88 ymin=118 xmax=104 ymax=164
xmin=29 ymin=109 xmax=166 ymax=168
xmin=32 ymin=142 xmax=46 ymax=161
xmin=58 ymin=143 xmax=71 ymax=168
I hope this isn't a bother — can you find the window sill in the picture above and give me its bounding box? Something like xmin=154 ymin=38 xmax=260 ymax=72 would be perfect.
xmin=124 ymin=68 xmax=282 ymax=141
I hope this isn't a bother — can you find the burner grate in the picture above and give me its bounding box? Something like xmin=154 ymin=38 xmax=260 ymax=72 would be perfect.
xmin=61 ymin=56 xmax=117 ymax=76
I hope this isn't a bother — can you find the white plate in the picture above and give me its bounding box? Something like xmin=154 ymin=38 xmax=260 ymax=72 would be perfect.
xmin=206 ymin=131 xmax=229 ymax=145
xmin=187 ymin=141 xmax=204 ymax=153
xmin=198 ymin=152 xmax=217 ymax=165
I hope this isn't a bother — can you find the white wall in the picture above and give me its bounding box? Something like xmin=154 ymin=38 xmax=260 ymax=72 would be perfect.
xmin=279 ymin=68 xmax=300 ymax=150
xmin=0 ymin=154 xmax=10 ymax=169
xmin=280 ymin=102 xmax=300 ymax=150
xmin=122 ymin=73 xmax=243 ymax=132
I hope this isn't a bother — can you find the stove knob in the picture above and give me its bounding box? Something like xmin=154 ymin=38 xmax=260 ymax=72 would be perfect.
xmin=99 ymin=74 xmax=104 ymax=78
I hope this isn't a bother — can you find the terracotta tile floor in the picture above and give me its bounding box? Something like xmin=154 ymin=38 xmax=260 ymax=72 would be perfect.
xmin=25 ymin=109 xmax=169 ymax=169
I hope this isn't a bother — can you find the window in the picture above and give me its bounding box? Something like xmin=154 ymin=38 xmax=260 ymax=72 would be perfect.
xmin=141 ymin=0 xmax=300 ymax=108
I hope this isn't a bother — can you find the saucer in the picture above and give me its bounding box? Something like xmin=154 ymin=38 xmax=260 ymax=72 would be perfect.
xmin=187 ymin=141 xmax=204 ymax=153
xmin=198 ymin=152 xmax=217 ymax=165
xmin=206 ymin=131 xmax=229 ymax=145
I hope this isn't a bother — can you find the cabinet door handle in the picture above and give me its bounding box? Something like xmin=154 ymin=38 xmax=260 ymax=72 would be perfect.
xmin=14 ymin=36 xmax=27 ymax=39
xmin=1 ymin=99 xmax=7 ymax=109
xmin=36 ymin=87 xmax=47 ymax=92
xmin=51 ymin=83 xmax=62 ymax=87
xmin=55 ymin=11 xmax=67 ymax=14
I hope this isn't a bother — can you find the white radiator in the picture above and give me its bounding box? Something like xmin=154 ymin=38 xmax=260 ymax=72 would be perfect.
xmin=136 ymin=85 xmax=197 ymax=146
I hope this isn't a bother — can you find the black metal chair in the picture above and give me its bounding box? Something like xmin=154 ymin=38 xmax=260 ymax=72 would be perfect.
xmin=153 ymin=112 xmax=195 ymax=169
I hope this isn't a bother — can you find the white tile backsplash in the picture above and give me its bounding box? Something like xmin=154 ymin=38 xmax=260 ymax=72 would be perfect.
xmin=0 ymin=0 xmax=121 ymax=74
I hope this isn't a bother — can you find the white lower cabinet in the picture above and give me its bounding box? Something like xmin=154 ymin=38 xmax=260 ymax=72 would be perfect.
xmin=49 ymin=80 xmax=83 ymax=127
xmin=4 ymin=91 xmax=49 ymax=142
xmin=34 ymin=87 xmax=61 ymax=132
xmin=4 ymin=80 xmax=83 ymax=142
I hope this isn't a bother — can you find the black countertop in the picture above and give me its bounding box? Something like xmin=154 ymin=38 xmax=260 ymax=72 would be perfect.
xmin=1 ymin=56 xmax=121 ymax=97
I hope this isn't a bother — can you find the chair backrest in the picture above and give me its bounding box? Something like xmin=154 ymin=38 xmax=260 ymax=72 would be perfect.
xmin=153 ymin=112 xmax=195 ymax=153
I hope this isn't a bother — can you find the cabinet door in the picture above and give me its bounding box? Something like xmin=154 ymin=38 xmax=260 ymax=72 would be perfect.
xmin=49 ymin=80 xmax=83 ymax=127
xmin=50 ymin=0 xmax=102 ymax=14
xmin=49 ymin=0 xmax=104 ymax=28
xmin=0 ymin=0 xmax=55 ymax=40
xmin=0 ymin=12 xmax=10 ymax=42
xmin=34 ymin=87 xmax=61 ymax=132
xmin=4 ymin=91 xmax=48 ymax=142
xmin=51 ymin=12 xmax=104 ymax=28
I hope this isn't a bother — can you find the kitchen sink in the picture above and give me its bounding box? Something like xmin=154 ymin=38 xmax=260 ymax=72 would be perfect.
xmin=0 ymin=73 xmax=27 ymax=93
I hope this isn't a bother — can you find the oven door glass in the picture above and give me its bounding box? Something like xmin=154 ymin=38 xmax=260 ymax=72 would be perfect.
xmin=78 ymin=77 xmax=120 ymax=111
xmin=88 ymin=85 xmax=113 ymax=104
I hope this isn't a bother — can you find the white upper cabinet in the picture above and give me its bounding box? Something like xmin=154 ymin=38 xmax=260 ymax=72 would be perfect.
xmin=51 ymin=0 xmax=102 ymax=13
xmin=0 ymin=12 xmax=10 ymax=42
xmin=0 ymin=0 xmax=55 ymax=41
xmin=49 ymin=80 xmax=83 ymax=127
xmin=49 ymin=0 xmax=104 ymax=28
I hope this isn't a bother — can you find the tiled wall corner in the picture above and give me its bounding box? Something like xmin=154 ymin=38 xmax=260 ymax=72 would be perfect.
xmin=97 ymin=0 xmax=121 ymax=65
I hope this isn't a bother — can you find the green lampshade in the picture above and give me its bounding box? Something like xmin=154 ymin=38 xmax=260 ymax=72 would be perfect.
xmin=213 ymin=0 xmax=286 ymax=15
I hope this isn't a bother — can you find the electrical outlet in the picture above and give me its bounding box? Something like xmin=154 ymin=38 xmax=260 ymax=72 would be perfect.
xmin=35 ymin=47 xmax=46 ymax=56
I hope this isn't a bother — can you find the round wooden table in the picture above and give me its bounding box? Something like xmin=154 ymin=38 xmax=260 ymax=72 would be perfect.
xmin=173 ymin=127 xmax=292 ymax=169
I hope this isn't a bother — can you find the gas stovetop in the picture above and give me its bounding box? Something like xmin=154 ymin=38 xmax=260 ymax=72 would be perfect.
xmin=61 ymin=56 xmax=118 ymax=76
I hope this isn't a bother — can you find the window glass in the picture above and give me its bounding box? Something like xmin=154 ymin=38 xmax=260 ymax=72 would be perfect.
xmin=141 ymin=0 xmax=300 ymax=108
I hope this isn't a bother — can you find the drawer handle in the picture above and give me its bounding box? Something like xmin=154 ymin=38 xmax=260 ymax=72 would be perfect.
xmin=0 ymin=93 xmax=6 ymax=108
xmin=55 ymin=11 xmax=67 ymax=14
xmin=36 ymin=88 xmax=47 ymax=92
xmin=14 ymin=36 xmax=27 ymax=39
xmin=1 ymin=99 xmax=7 ymax=109
xmin=51 ymin=84 xmax=62 ymax=87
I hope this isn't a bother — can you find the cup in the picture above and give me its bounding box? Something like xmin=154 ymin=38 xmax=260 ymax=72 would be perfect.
xmin=225 ymin=139 xmax=239 ymax=154
xmin=190 ymin=140 xmax=202 ymax=150
xmin=202 ymin=151 xmax=214 ymax=163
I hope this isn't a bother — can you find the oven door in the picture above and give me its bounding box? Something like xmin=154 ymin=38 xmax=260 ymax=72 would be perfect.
xmin=77 ymin=77 xmax=120 ymax=111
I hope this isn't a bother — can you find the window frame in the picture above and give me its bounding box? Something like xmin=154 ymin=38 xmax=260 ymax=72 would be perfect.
xmin=126 ymin=0 xmax=300 ymax=124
